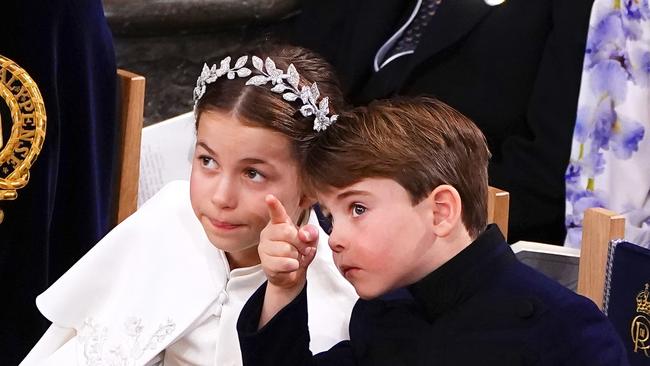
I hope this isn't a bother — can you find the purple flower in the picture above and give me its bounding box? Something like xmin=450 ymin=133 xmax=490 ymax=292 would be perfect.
xmin=585 ymin=9 xmax=642 ymax=71
xmin=591 ymin=59 xmax=630 ymax=101
xmin=583 ymin=147 xmax=607 ymax=177
xmin=565 ymin=162 xmax=582 ymax=185
xmin=565 ymin=227 xmax=583 ymax=248
xmin=610 ymin=115 xmax=646 ymax=159
xmin=590 ymin=98 xmax=617 ymax=149
xmin=642 ymin=0 xmax=650 ymax=19
xmin=586 ymin=12 xmax=625 ymax=67
xmin=565 ymin=189 xmax=608 ymax=246
xmin=575 ymin=191 xmax=606 ymax=210
xmin=594 ymin=11 xmax=626 ymax=45
xmin=624 ymin=0 xmax=644 ymax=20
xmin=573 ymin=106 xmax=591 ymax=143
xmin=629 ymin=48 xmax=650 ymax=87
xmin=567 ymin=186 xmax=587 ymax=205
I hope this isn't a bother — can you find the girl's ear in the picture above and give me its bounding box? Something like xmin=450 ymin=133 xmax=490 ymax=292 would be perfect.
xmin=295 ymin=190 xmax=317 ymax=226
xmin=298 ymin=184 xmax=318 ymax=210
xmin=299 ymin=193 xmax=317 ymax=210
xmin=428 ymin=184 xmax=463 ymax=238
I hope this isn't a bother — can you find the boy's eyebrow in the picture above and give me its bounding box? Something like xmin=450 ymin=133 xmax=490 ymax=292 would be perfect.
xmin=336 ymin=190 xmax=371 ymax=200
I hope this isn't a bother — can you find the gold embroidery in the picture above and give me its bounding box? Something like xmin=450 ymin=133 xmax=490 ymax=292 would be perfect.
xmin=0 ymin=55 xmax=46 ymax=223
xmin=631 ymin=283 xmax=650 ymax=357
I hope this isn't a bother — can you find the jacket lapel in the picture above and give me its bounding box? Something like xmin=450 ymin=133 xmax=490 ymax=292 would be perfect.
xmin=412 ymin=0 xmax=493 ymax=66
xmin=358 ymin=0 xmax=494 ymax=102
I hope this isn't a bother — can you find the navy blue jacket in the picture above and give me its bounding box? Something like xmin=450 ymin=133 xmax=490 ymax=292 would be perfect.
xmin=238 ymin=225 xmax=628 ymax=365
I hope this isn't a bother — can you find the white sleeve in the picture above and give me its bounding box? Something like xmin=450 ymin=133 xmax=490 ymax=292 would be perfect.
xmin=19 ymin=324 xmax=75 ymax=366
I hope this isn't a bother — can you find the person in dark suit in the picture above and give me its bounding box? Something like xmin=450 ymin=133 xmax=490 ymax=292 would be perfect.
xmin=0 ymin=0 xmax=118 ymax=362
xmin=237 ymin=97 xmax=627 ymax=365
xmin=276 ymin=0 xmax=595 ymax=244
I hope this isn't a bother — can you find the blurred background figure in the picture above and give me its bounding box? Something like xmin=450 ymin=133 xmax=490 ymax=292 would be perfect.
xmin=273 ymin=0 xmax=595 ymax=245
xmin=564 ymin=0 xmax=650 ymax=249
xmin=0 ymin=0 xmax=117 ymax=362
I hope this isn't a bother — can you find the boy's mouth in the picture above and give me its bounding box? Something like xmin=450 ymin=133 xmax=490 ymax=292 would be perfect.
xmin=339 ymin=265 xmax=360 ymax=279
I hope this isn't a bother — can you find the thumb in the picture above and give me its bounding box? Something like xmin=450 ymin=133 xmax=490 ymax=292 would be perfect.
xmin=298 ymin=224 xmax=319 ymax=246
xmin=298 ymin=245 xmax=317 ymax=270
xmin=297 ymin=225 xmax=319 ymax=270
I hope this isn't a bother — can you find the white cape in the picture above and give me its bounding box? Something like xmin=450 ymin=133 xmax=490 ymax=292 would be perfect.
xmin=22 ymin=180 xmax=356 ymax=365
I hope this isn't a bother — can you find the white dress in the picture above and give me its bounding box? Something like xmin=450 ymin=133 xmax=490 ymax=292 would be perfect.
xmin=20 ymin=180 xmax=357 ymax=365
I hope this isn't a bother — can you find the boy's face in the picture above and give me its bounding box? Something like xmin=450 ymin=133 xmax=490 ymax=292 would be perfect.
xmin=318 ymin=178 xmax=439 ymax=299
xmin=190 ymin=110 xmax=307 ymax=269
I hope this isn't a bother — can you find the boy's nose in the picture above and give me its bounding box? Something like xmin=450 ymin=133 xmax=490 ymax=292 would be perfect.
xmin=211 ymin=176 xmax=238 ymax=209
xmin=328 ymin=228 xmax=347 ymax=253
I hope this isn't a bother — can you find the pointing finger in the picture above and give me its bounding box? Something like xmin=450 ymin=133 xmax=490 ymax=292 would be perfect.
xmin=266 ymin=194 xmax=292 ymax=224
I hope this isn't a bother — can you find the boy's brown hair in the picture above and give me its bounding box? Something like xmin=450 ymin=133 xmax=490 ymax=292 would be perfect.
xmin=305 ymin=96 xmax=491 ymax=239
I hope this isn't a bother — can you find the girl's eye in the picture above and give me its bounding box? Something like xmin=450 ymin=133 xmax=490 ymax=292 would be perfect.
xmin=351 ymin=203 xmax=367 ymax=217
xmin=199 ymin=156 xmax=218 ymax=169
xmin=244 ymin=168 xmax=265 ymax=182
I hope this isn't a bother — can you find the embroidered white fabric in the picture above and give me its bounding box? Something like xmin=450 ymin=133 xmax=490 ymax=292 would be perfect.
xmin=20 ymin=181 xmax=357 ymax=366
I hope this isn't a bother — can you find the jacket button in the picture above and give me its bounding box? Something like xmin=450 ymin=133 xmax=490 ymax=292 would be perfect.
xmin=516 ymin=300 xmax=535 ymax=319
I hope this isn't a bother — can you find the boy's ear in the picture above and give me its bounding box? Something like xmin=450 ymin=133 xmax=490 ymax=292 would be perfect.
xmin=428 ymin=185 xmax=463 ymax=238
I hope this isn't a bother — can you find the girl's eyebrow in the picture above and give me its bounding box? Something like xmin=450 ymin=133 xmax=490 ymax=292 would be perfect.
xmin=196 ymin=141 xmax=216 ymax=156
xmin=240 ymin=158 xmax=269 ymax=165
xmin=196 ymin=141 xmax=273 ymax=166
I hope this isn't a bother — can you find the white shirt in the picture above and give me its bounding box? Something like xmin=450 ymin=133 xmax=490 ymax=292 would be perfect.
xmin=21 ymin=181 xmax=357 ymax=366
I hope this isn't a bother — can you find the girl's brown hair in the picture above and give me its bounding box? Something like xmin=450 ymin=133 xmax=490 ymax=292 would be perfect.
xmin=194 ymin=44 xmax=345 ymax=166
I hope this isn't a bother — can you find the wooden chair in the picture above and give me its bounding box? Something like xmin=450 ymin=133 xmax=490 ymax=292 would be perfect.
xmin=576 ymin=207 xmax=626 ymax=309
xmin=576 ymin=208 xmax=650 ymax=363
xmin=487 ymin=186 xmax=510 ymax=240
xmin=112 ymin=69 xmax=145 ymax=226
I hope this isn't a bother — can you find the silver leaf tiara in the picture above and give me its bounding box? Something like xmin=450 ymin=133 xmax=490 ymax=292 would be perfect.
xmin=193 ymin=55 xmax=338 ymax=132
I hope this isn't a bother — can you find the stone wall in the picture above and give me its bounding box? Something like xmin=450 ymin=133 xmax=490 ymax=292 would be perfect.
xmin=106 ymin=0 xmax=299 ymax=125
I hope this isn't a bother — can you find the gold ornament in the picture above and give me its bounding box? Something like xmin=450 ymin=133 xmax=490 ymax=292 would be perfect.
xmin=0 ymin=55 xmax=47 ymax=223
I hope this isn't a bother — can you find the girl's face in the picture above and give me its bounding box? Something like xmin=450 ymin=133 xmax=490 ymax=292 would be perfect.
xmin=190 ymin=110 xmax=310 ymax=269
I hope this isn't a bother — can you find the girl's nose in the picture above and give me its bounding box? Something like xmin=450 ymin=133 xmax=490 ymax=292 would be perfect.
xmin=211 ymin=175 xmax=238 ymax=209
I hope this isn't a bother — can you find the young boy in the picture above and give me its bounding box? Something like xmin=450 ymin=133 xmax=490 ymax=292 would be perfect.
xmin=237 ymin=97 xmax=628 ymax=365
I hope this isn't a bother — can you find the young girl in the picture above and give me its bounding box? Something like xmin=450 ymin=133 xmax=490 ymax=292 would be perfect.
xmin=21 ymin=45 xmax=357 ymax=365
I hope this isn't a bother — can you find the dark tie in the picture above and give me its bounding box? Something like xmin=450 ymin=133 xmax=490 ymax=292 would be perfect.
xmin=386 ymin=0 xmax=442 ymax=59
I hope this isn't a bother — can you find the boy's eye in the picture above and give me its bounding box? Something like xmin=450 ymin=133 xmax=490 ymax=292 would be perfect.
xmin=351 ymin=203 xmax=367 ymax=217
xmin=199 ymin=156 xmax=218 ymax=169
xmin=244 ymin=168 xmax=265 ymax=182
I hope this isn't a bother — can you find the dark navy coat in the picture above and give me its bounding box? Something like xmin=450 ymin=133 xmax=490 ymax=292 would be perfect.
xmin=239 ymin=225 xmax=628 ymax=365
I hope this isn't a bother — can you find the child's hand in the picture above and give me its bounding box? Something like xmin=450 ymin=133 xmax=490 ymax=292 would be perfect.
xmin=259 ymin=194 xmax=319 ymax=291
